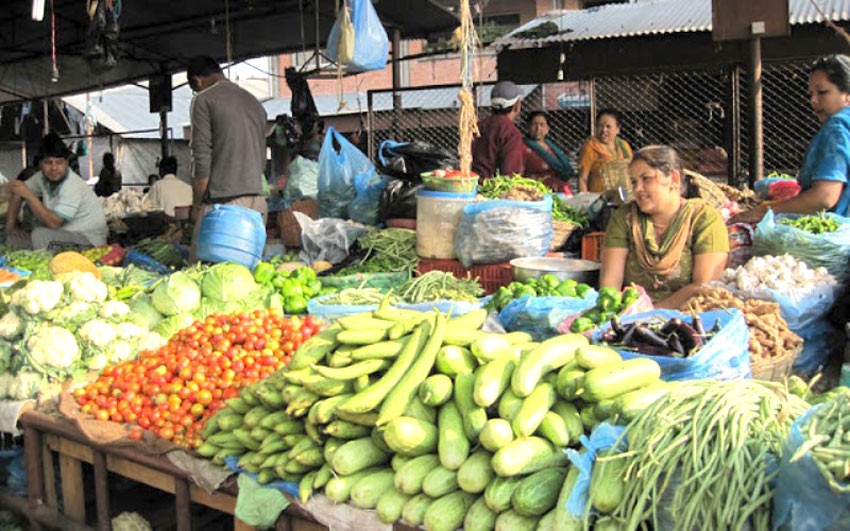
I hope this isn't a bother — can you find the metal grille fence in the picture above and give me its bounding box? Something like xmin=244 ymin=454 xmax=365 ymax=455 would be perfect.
xmin=366 ymin=61 xmax=821 ymax=187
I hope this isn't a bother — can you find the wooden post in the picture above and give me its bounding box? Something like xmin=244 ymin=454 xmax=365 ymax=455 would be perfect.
xmin=726 ymin=66 xmax=743 ymax=187
xmin=93 ymin=451 xmax=110 ymax=531
xmin=174 ymin=477 xmax=192 ymax=531
xmin=24 ymin=424 xmax=44 ymax=530
xmin=748 ymin=36 xmax=763 ymax=185
xmin=160 ymin=109 xmax=170 ymax=159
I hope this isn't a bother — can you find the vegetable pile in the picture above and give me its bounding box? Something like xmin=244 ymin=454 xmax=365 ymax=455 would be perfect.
xmin=74 ymin=310 xmax=324 ymax=446
xmin=719 ymin=254 xmax=834 ymax=292
xmin=252 ymin=262 xmax=327 ymax=315
xmin=552 ymin=198 xmax=589 ymax=228
xmin=1 ymin=249 xmax=51 ymax=280
xmin=683 ymin=286 xmax=802 ymax=360
xmin=488 ymin=275 xmax=593 ymax=313
xmin=598 ymin=315 xmax=719 ymax=358
xmin=132 ymin=238 xmax=186 ymax=269
xmin=336 ymin=229 xmax=418 ymax=276
xmin=198 ymin=303 xmax=664 ymax=528
xmin=398 ymin=271 xmax=483 ymax=303
xmin=791 ymin=392 xmax=850 ymax=491
xmin=594 ymin=380 xmax=809 ymax=530
xmin=570 ymin=286 xmax=641 ymax=333
xmin=479 ymin=174 xmax=548 ymax=201
xmin=777 ymin=211 xmax=840 ymax=234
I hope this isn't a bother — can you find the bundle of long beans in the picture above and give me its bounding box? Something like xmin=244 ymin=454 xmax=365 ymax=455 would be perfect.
xmin=791 ymin=391 xmax=850 ymax=492
xmin=336 ymin=229 xmax=418 ymax=276
xmin=604 ymin=380 xmax=810 ymax=530
xmin=399 ymin=271 xmax=483 ymax=303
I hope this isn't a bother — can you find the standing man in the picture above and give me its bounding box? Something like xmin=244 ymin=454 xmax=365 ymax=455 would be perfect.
xmin=94 ymin=152 xmax=122 ymax=197
xmin=147 ymin=156 xmax=192 ymax=217
xmin=471 ymin=81 xmax=526 ymax=179
xmin=5 ymin=133 xmax=107 ymax=249
xmin=186 ymin=56 xmax=268 ymax=260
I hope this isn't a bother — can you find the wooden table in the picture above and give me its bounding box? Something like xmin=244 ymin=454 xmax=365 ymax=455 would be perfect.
xmin=18 ymin=410 xmax=325 ymax=530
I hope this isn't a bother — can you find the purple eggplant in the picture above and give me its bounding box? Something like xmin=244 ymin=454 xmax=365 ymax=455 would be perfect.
xmin=692 ymin=314 xmax=705 ymax=336
xmin=633 ymin=324 xmax=671 ymax=350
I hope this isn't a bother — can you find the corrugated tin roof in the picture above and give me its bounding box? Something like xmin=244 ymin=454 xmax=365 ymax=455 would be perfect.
xmin=497 ymin=0 xmax=850 ymax=47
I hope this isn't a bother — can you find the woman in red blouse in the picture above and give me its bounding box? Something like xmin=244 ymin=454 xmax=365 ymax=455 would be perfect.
xmin=523 ymin=111 xmax=575 ymax=195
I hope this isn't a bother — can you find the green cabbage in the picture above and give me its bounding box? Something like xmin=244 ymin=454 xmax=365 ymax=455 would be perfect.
xmin=129 ymin=293 xmax=163 ymax=329
xmin=152 ymin=272 xmax=201 ymax=316
xmin=201 ymin=262 xmax=257 ymax=302
xmin=154 ymin=313 xmax=195 ymax=339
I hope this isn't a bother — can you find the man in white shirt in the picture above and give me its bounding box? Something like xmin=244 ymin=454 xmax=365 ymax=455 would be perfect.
xmin=147 ymin=156 xmax=192 ymax=217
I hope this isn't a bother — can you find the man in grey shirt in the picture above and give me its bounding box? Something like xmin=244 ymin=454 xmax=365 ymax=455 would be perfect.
xmin=186 ymin=56 xmax=268 ymax=261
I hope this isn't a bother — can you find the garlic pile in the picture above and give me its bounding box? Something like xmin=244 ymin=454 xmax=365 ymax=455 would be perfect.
xmin=100 ymin=188 xmax=157 ymax=221
xmin=718 ymin=254 xmax=835 ymax=292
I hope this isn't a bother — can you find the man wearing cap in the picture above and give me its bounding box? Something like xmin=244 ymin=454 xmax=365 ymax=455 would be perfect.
xmin=186 ymin=55 xmax=268 ymax=261
xmin=472 ymin=80 xmax=526 ymax=179
xmin=5 ymin=133 xmax=108 ymax=249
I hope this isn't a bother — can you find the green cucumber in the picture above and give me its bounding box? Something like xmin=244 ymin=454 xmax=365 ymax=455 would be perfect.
xmin=484 ymin=475 xmax=522 ymax=513
xmin=330 ymin=437 xmax=389 ymax=475
xmin=474 ymin=355 xmax=517 ymax=408
xmin=350 ymin=468 xmax=396 ymax=510
xmin=437 ymin=401 xmax=470 ymax=470
xmin=537 ymin=411 xmax=570 ymax=447
xmin=435 ymin=345 xmax=477 ymax=376
xmin=419 ymin=374 xmax=454 ymax=406
xmin=402 ymin=493 xmax=435 ymax=526
xmin=457 ymin=449 xmax=494 ymax=494
xmin=423 ymin=490 xmax=477 ymax=531
xmin=394 ymin=454 xmax=441 ymax=495
xmin=511 ymin=467 xmax=567 ymax=516
xmin=422 ymin=465 xmax=459 ymax=497
xmin=512 ymin=334 xmax=588 ymax=397
xmin=495 ymin=510 xmax=540 ymax=531
xmin=313 ymin=358 xmax=389 ymax=380
xmin=552 ymin=401 xmax=583 ymax=444
xmin=454 ymin=371 xmax=487 ymax=442
xmin=376 ymin=488 xmax=413 ymax=524
xmin=581 ymin=358 xmax=662 ymax=402
xmin=350 ymin=339 xmax=406 ymax=360
xmin=465 ymin=495 xmax=498 ymax=531
xmin=470 ymin=334 xmax=516 ymax=362
xmin=575 ymin=344 xmax=622 ymax=370
xmin=479 ymin=418 xmax=515 ymax=452
xmin=337 ymin=328 xmax=388 ymax=345
xmin=556 ymin=367 xmax=586 ymax=400
xmin=491 ymin=437 xmax=567 ymax=477
xmin=512 ymin=383 xmax=557 ymax=438
xmin=383 ymin=416 xmax=438 ymax=456
xmin=498 ymin=388 xmax=523 ymax=421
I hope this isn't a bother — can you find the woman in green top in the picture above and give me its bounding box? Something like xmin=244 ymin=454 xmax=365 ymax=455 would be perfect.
xmin=599 ymin=145 xmax=729 ymax=309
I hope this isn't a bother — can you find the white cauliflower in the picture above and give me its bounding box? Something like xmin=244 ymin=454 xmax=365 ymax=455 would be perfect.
xmin=105 ymin=340 xmax=133 ymax=363
xmin=86 ymin=353 xmax=109 ymax=371
xmin=0 ymin=311 xmax=24 ymax=339
xmin=8 ymin=372 xmax=43 ymax=400
xmin=111 ymin=511 xmax=152 ymax=531
xmin=115 ymin=322 xmax=142 ymax=339
xmin=137 ymin=332 xmax=167 ymax=352
xmin=0 ymin=372 xmax=15 ymax=398
xmin=78 ymin=320 xmax=118 ymax=348
xmin=27 ymin=324 xmax=79 ymax=369
xmin=10 ymin=280 xmax=64 ymax=315
xmin=64 ymin=272 xmax=108 ymax=303
xmin=99 ymin=300 xmax=131 ymax=319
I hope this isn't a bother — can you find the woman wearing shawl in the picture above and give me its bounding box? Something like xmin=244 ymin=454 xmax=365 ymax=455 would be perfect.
xmin=523 ymin=111 xmax=575 ymax=193
xmin=732 ymin=55 xmax=850 ymax=224
xmin=599 ymin=146 xmax=729 ymax=309
xmin=577 ymin=109 xmax=633 ymax=193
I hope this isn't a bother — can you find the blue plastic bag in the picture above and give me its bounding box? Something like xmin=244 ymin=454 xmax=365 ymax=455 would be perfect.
xmin=772 ymin=406 xmax=850 ymax=531
xmin=225 ymin=455 xmax=299 ymax=498
xmin=318 ymin=127 xmax=374 ymax=219
xmin=325 ymin=0 xmax=389 ymax=72
xmin=564 ymin=423 xmax=627 ymax=519
xmin=499 ymin=293 xmax=598 ymax=342
xmin=455 ymin=197 xmax=554 ymax=267
xmin=283 ymin=156 xmax=319 ymax=201
xmin=592 ymin=309 xmax=751 ymax=381
xmin=754 ymin=210 xmax=850 ymax=282
xmin=792 ymin=319 xmax=842 ymax=376
xmin=349 ymin=172 xmax=391 ymax=225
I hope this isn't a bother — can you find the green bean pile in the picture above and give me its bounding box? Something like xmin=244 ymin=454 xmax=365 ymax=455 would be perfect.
xmin=315 ymin=288 xmax=400 ymax=306
xmin=778 ymin=212 xmax=840 ymax=234
xmin=791 ymin=391 xmax=850 ymax=492
xmin=552 ymin=198 xmax=590 ymax=228
xmin=399 ymin=271 xmax=483 ymax=303
xmin=479 ymin=174 xmax=550 ymax=199
xmin=336 ymin=229 xmax=418 ymax=276
xmin=2 ymin=249 xmax=52 ymax=280
xmin=606 ymin=380 xmax=810 ymax=530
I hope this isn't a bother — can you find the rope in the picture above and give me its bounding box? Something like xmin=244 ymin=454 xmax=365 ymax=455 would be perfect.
xmin=457 ymin=0 xmax=480 ymax=176
xmin=225 ymin=0 xmax=233 ymax=64
xmin=50 ymin=0 xmax=59 ymax=82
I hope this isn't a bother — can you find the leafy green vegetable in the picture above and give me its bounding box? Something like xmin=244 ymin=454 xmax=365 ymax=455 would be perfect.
xmin=552 ymin=198 xmax=590 ymax=228
xmin=153 ymin=313 xmax=196 ymax=339
xmin=201 ymin=262 xmax=257 ymax=302
xmin=478 ymin=174 xmax=549 ymax=200
xmin=129 ymin=293 xmax=163 ymax=329
xmin=151 ymin=272 xmax=201 ymax=316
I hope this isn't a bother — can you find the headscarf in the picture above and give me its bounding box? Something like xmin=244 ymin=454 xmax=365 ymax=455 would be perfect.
xmin=629 ymin=199 xmax=704 ymax=277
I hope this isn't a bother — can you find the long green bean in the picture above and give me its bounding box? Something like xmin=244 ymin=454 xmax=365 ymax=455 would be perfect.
xmin=792 ymin=391 xmax=850 ymax=492
xmin=336 ymin=228 xmax=418 ymax=276
xmin=398 ymin=271 xmax=483 ymax=303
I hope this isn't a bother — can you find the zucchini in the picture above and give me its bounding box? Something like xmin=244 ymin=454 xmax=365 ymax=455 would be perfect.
xmin=582 ymin=358 xmax=662 ymax=402
xmin=394 ymin=454 xmax=441 ymax=495
xmin=465 ymin=495 xmax=498 ymax=531
xmin=419 ymin=374 xmax=454 ymax=406
xmin=422 ymin=465 xmax=459 ymax=497
xmin=491 ymin=437 xmax=567 ymax=477
xmin=350 ymin=468 xmax=396 ymax=510
xmin=498 ymin=388 xmax=523 ymax=421
xmin=401 ymin=493 xmax=434 ymax=526
xmin=589 ymin=449 xmax=628 ymax=514
xmin=435 ymin=345 xmax=477 ymax=376
xmin=471 ymin=334 xmax=516 ymax=362
xmin=555 ymin=367 xmax=585 ymax=401
xmin=512 ymin=383 xmax=557 ymax=438
xmin=404 ymin=396 xmax=437 ymax=424
xmin=337 ymin=328 xmax=388 ymax=345
xmin=575 ymin=344 xmax=622 ymax=370
xmin=537 ymin=411 xmax=570 ymax=447
xmin=438 ymin=401 xmax=470 ymax=470
xmin=454 ymin=372 xmax=487 ymax=441
xmin=324 ymin=467 xmax=380 ymax=503
xmin=312 ymin=394 xmax=352 ymax=424
xmin=552 ymin=401 xmax=583 ymax=445
xmin=511 ymin=467 xmax=567 ymax=516
xmin=479 ymin=418 xmax=515 ymax=452
xmin=457 ymin=449 xmax=494 ymax=494
xmin=512 ymin=334 xmax=588 ymax=397
xmin=289 ymin=326 xmax=340 ymax=369
xmin=350 ymin=339 xmax=406 ymax=360
xmin=484 ymin=476 xmax=522 ymax=513
xmin=383 ymin=416 xmax=438 ymax=456
xmin=391 ymin=454 xmax=410 ymax=471
xmin=495 ymin=509 xmax=540 ymax=531
xmin=423 ymin=490 xmax=477 ymax=531
xmin=536 ymin=509 xmax=557 ymax=531
xmin=330 ymin=437 xmax=389 ymax=475
xmin=554 ymin=464 xmax=583 ymax=530
xmin=376 ymin=488 xmax=412 ymax=524
xmin=474 ymin=355 xmax=517 ymax=407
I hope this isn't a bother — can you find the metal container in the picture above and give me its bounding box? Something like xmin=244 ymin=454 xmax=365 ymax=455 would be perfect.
xmin=510 ymin=257 xmax=601 ymax=286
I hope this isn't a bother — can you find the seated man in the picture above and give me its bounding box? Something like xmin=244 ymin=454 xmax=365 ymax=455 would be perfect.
xmin=5 ymin=133 xmax=108 ymax=249
xmin=147 ymin=156 xmax=193 ymax=217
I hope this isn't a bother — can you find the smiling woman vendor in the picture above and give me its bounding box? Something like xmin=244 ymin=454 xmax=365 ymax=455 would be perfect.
xmin=599 ymin=145 xmax=729 ymax=309
xmin=733 ymin=55 xmax=850 ymax=224
xmin=5 ymin=133 xmax=107 ymax=249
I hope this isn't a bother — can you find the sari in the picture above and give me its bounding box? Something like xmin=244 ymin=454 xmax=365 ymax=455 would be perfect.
xmin=524 ymin=137 xmax=575 ymax=191
xmin=578 ymin=136 xmax=632 ymax=193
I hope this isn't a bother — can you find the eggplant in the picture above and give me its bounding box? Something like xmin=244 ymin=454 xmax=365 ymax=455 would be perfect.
xmin=692 ymin=314 xmax=705 ymax=336
xmin=610 ymin=317 xmax=624 ymax=339
xmin=632 ymin=324 xmax=670 ymax=350
xmin=632 ymin=344 xmax=678 ymax=357
xmin=660 ymin=318 xmax=683 ymax=336
xmin=667 ymin=333 xmax=686 ymax=357
xmin=621 ymin=323 xmax=637 ymax=346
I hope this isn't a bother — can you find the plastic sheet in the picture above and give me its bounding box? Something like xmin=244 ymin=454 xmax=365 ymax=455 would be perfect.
xmin=792 ymin=319 xmax=843 ymax=376
xmin=454 ymin=196 xmax=553 ymax=267
xmin=498 ymin=293 xmax=598 ymax=342
xmin=295 ymin=213 xmax=369 ymax=265
xmin=317 ymin=127 xmax=374 ymax=219
xmin=725 ymin=280 xmax=840 ymax=331
xmin=592 ymin=309 xmax=752 ymax=381
xmin=754 ymin=210 xmax=850 ymax=282
xmin=772 ymin=406 xmax=850 ymax=531
xmin=325 ymin=0 xmax=389 ymax=72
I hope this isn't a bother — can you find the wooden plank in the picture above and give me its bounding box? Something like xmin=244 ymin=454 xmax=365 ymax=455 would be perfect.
xmin=41 ymin=442 xmax=57 ymax=509
xmin=235 ymin=519 xmax=255 ymax=531
xmin=174 ymin=478 xmax=192 ymax=531
xmin=190 ymin=485 xmax=237 ymax=514
xmin=93 ymin=451 xmax=111 ymax=531
xmin=58 ymin=453 xmax=86 ymax=523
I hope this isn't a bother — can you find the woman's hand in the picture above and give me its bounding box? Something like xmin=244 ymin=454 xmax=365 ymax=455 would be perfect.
xmin=599 ymin=247 xmax=628 ymax=291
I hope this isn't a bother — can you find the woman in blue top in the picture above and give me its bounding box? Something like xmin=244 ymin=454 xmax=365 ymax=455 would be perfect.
xmin=733 ymin=55 xmax=850 ymax=223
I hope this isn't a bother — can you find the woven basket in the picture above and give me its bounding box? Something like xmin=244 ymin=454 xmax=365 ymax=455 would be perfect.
xmin=278 ymin=199 xmax=319 ymax=248
xmin=750 ymin=345 xmax=802 ymax=382
xmin=550 ymin=221 xmax=577 ymax=251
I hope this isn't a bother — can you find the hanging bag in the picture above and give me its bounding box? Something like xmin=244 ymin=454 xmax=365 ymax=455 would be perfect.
xmin=326 ymin=0 xmax=389 ymax=72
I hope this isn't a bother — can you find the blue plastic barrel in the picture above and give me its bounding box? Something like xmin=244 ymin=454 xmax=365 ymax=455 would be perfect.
xmin=196 ymin=205 xmax=266 ymax=270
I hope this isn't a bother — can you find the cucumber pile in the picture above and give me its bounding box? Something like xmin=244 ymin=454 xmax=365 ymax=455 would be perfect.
xmin=198 ymin=302 xmax=665 ymax=530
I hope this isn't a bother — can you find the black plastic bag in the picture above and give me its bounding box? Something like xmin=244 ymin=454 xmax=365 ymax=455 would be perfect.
xmin=380 ymin=179 xmax=423 ymax=221
xmin=285 ymin=68 xmax=319 ymax=133
xmin=377 ymin=140 xmax=458 ymax=180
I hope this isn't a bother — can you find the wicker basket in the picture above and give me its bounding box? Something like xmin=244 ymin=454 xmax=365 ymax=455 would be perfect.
xmin=278 ymin=199 xmax=319 ymax=248
xmin=550 ymin=221 xmax=577 ymax=251
xmin=750 ymin=345 xmax=802 ymax=382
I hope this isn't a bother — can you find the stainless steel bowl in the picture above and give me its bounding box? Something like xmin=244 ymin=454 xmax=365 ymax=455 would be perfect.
xmin=510 ymin=257 xmax=601 ymax=286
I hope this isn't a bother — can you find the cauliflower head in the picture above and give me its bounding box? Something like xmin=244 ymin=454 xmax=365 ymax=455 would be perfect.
xmin=115 ymin=322 xmax=142 ymax=339
xmin=27 ymin=324 xmax=79 ymax=369
xmin=99 ymin=300 xmax=131 ymax=319
xmin=10 ymin=372 xmax=43 ymax=400
xmin=137 ymin=332 xmax=167 ymax=352
xmin=0 ymin=311 xmax=24 ymax=339
xmin=78 ymin=320 xmax=118 ymax=348
xmin=10 ymin=280 xmax=64 ymax=315
xmin=64 ymin=272 xmax=108 ymax=303
xmin=105 ymin=340 xmax=133 ymax=364
xmin=0 ymin=372 xmax=15 ymax=399
xmin=112 ymin=512 xmax=152 ymax=531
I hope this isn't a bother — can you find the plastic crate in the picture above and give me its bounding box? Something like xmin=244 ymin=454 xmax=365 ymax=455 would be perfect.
xmin=581 ymin=232 xmax=606 ymax=261
xmin=416 ymin=259 xmax=513 ymax=295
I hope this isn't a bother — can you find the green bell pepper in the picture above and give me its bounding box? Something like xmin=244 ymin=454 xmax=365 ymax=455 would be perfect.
xmin=253 ymin=262 xmax=276 ymax=284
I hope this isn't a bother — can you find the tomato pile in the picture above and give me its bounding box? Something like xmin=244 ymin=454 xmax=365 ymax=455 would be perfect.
xmin=74 ymin=309 xmax=324 ymax=447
